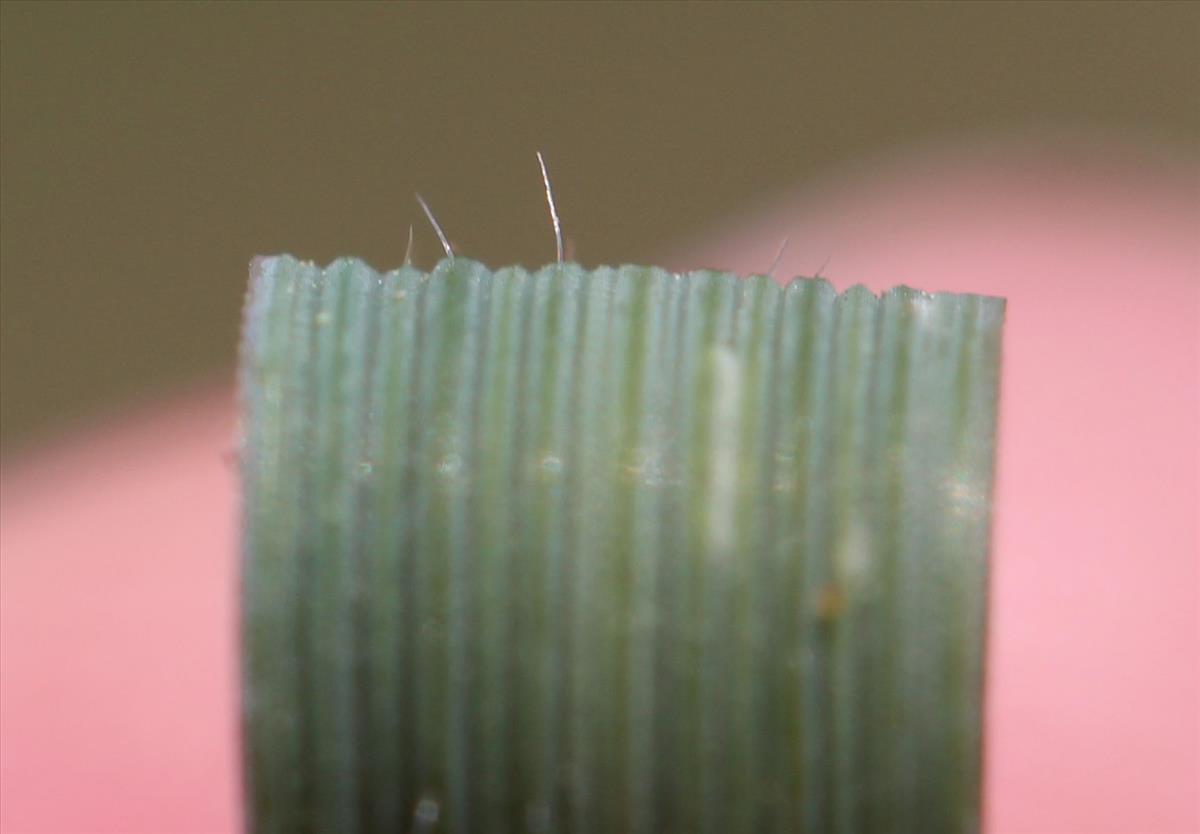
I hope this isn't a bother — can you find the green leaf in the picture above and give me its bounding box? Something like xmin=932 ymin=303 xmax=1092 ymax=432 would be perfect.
xmin=239 ymin=255 xmax=1004 ymax=834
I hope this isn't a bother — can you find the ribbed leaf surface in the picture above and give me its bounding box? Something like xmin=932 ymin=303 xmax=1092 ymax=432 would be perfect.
xmin=240 ymin=255 xmax=1004 ymax=834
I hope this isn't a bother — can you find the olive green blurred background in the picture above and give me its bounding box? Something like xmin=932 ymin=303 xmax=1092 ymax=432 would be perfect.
xmin=2 ymin=2 xmax=1196 ymax=454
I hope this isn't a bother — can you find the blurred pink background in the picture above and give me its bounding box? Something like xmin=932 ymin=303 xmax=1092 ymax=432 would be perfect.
xmin=2 ymin=133 xmax=1197 ymax=833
